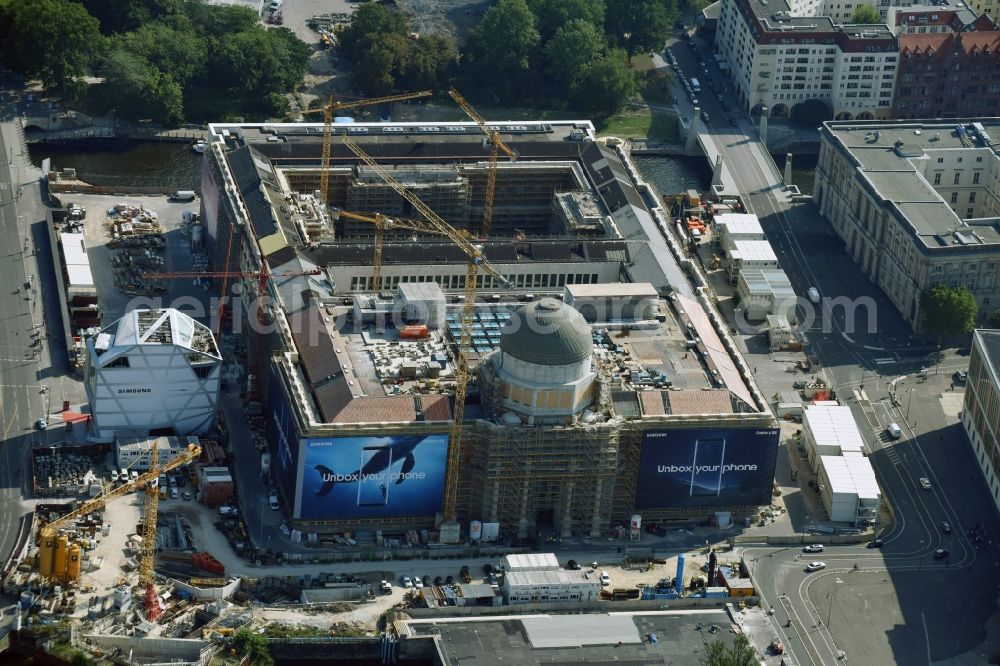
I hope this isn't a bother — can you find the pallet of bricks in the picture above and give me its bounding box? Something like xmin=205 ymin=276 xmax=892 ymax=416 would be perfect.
xmin=106 ymin=204 xmax=167 ymax=295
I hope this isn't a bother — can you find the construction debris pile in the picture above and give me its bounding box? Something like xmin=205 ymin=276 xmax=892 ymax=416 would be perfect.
xmin=307 ymin=13 xmax=352 ymax=49
xmin=33 ymin=451 xmax=106 ymax=498
xmin=106 ymin=203 xmax=167 ymax=297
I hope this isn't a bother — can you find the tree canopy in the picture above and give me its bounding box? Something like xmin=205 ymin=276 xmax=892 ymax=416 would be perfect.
xmin=234 ymin=628 xmax=273 ymax=666
xmin=988 ymin=309 xmax=1000 ymax=329
xmin=920 ymin=284 xmax=978 ymax=342
xmin=790 ymin=98 xmax=833 ymax=127
xmin=1 ymin=0 xmax=103 ymax=96
xmin=850 ymin=5 xmax=883 ymax=23
xmin=0 ymin=0 xmax=311 ymax=127
xmin=605 ymin=0 xmax=676 ymax=57
xmin=463 ymin=0 xmax=541 ymax=103
xmin=702 ymin=634 xmax=759 ymax=666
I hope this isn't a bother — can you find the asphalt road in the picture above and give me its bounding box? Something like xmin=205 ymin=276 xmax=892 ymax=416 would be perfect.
xmin=0 ymin=121 xmax=62 ymax=573
xmin=672 ymin=42 xmax=1000 ymax=662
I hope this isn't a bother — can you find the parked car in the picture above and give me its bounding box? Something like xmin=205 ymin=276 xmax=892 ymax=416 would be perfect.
xmin=413 ymin=576 xmax=424 ymax=589
xmin=380 ymin=580 xmax=392 ymax=594
xmin=218 ymin=506 xmax=238 ymax=517
xmin=803 ymin=544 xmax=824 ymax=553
xmin=919 ymin=477 xmax=932 ymax=490
xmin=268 ymin=495 xmax=279 ymax=510
xmin=400 ymin=575 xmax=413 ymax=588
xmin=600 ymin=571 xmax=611 ymax=586
xmin=933 ymin=548 xmax=949 ymax=560
xmin=181 ymin=491 xmax=192 ymax=501
xmin=954 ymin=370 xmax=968 ymax=383
xmin=445 ymin=575 xmax=454 ymax=584
xmin=940 ymin=521 xmax=952 ymax=534
xmin=169 ymin=487 xmax=179 ymax=499
xmin=805 ymin=561 xmax=826 ymax=572
xmin=567 ymin=559 xmax=581 ymax=570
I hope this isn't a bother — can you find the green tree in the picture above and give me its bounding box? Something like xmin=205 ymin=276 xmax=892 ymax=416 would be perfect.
xmin=211 ymin=27 xmax=310 ymax=97
xmin=115 ymin=21 xmax=208 ymax=85
xmin=850 ymin=4 xmax=882 ymax=23
xmin=526 ymin=0 xmax=606 ymax=39
xmin=102 ymin=50 xmax=184 ymax=126
xmin=3 ymin=0 xmax=103 ymax=95
xmin=352 ymin=32 xmax=411 ymax=96
xmin=988 ymin=308 xmax=1000 ymax=329
xmin=463 ymin=0 xmax=541 ymax=102
xmin=920 ymin=284 xmax=978 ymax=342
xmin=544 ymin=19 xmax=607 ymax=96
xmin=80 ymin=0 xmax=183 ymax=34
xmin=186 ymin=3 xmax=259 ymax=37
xmin=605 ymin=0 xmax=675 ymax=57
xmin=687 ymin=0 xmax=710 ymax=15
xmin=337 ymin=2 xmax=407 ymax=60
xmin=401 ymin=35 xmax=458 ymax=92
xmin=702 ymin=634 xmax=758 ymax=666
xmin=234 ymin=628 xmax=273 ymax=666
xmin=571 ymin=49 xmax=638 ymax=116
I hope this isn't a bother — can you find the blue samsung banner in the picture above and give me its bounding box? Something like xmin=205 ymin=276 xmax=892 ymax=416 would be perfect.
xmin=265 ymin=367 xmax=299 ymax=506
xmin=300 ymin=434 xmax=449 ymax=519
xmin=635 ymin=428 xmax=779 ymax=509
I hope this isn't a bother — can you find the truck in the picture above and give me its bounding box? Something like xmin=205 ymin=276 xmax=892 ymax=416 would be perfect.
xmin=170 ymin=190 xmax=196 ymax=202
xmin=690 ymin=77 xmax=701 ymax=93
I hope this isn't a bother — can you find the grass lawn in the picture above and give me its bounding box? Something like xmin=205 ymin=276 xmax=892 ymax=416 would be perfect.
xmin=598 ymin=109 xmax=679 ymax=142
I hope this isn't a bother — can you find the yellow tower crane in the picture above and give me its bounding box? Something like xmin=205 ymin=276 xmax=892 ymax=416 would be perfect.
xmin=447 ymin=88 xmax=517 ymax=238
xmin=342 ymin=136 xmax=508 ymax=535
xmin=301 ymin=90 xmax=433 ymax=208
xmin=37 ymin=444 xmax=202 ymax=607
xmin=329 ymin=208 xmax=469 ymax=292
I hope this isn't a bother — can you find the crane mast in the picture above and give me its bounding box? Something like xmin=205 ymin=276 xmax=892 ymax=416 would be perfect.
xmin=342 ymin=136 xmax=507 ymax=528
xmin=447 ymin=88 xmax=516 ymax=238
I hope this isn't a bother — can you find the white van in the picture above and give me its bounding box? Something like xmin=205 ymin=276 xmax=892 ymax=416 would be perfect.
xmin=170 ymin=190 xmax=196 ymax=202
xmin=887 ymin=423 xmax=902 ymax=439
xmin=600 ymin=571 xmax=611 ymax=586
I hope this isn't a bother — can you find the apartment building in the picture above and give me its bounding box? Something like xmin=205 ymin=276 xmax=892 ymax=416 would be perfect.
xmin=892 ymin=27 xmax=1000 ymax=118
xmin=716 ymin=0 xmax=899 ymax=119
xmin=815 ymin=119 xmax=1000 ymax=330
xmin=962 ymin=329 xmax=1000 ymax=513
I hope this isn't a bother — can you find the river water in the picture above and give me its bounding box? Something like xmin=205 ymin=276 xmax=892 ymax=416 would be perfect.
xmin=27 ymin=142 xmax=814 ymax=200
xmin=29 ymin=142 xmax=203 ymax=190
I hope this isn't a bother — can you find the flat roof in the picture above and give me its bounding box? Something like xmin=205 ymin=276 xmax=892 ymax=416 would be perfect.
xmin=820 ymin=453 xmax=880 ymax=499
xmin=564 ymin=282 xmax=658 ymax=297
xmin=715 ymin=213 xmax=763 ymax=236
xmin=739 ymin=268 xmax=795 ymax=297
xmin=804 ymin=405 xmax=865 ymax=453
xmin=503 ymin=553 xmax=561 ymax=571
xmin=730 ymin=240 xmax=777 ymax=262
xmin=504 ymin=570 xmax=595 ymax=587
xmin=822 ymin=120 xmax=1000 ymax=248
xmin=975 ymin=329 xmax=1000 ymax=376
xmin=406 ymin=609 xmax=736 ymax=665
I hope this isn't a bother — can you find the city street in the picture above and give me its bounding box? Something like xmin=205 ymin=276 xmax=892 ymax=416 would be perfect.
xmin=0 ymin=120 xmax=69 ymax=572
xmin=667 ymin=36 xmax=1000 ymax=660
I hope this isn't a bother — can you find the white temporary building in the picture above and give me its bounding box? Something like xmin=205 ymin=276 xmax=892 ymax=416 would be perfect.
xmin=817 ymin=452 xmax=880 ymax=525
xmin=802 ymin=405 xmax=865 ymax=472
xmin=85 ymin=308 xmax=222 ymax=442
xmin=715 ymin=213 xmax=765 ymax=251
xmin=503 ymin=553 xmax=562 ymax=572
xmin=726 ymin=239 xmax=778 ymax=283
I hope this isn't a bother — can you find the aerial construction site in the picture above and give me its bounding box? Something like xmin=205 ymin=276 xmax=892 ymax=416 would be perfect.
xmin=2 ymin=88 xmax=781 ymax=664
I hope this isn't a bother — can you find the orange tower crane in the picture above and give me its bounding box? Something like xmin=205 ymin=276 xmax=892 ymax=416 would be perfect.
xmin=447 ymin=88 xmax=517 ymax=237
xmin=342 ymin=136 xmax=507 ymax=535
xmin=144 ymin=261 xmax=323 ymax=398
xmin=301 ymin=90 xmax=433 ymax=207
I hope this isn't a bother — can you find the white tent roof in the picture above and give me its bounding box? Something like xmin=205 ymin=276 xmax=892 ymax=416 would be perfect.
xmin=820 ymin=453 xmax=880 ymax=500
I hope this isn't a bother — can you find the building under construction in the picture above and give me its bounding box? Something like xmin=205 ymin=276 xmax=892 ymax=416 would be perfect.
xmin=198 ymin=120 xmax=776 ymax=542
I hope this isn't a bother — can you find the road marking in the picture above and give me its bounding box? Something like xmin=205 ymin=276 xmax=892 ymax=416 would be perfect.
xmin=922 ymin=612 xmax=931 ymax=665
